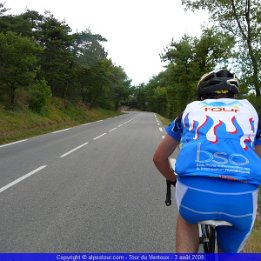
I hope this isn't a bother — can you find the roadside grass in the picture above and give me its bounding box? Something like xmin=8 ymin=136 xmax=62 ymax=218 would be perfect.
xmin=156 ymin=113 xmax=261 ymax=252
xmin=157 ymin=114 xmax=171 ymax=126
xmin=0 ymin=98 xmax=123 ymax=145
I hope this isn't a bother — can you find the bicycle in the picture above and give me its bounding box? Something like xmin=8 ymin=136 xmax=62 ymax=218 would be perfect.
xmin=166 ymin=158 xmax=232 ymax=253
xmin=199 ymin=220 xmax=232 ymax=253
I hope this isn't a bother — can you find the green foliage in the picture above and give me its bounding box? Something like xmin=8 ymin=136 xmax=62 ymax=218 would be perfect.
xmin=182 ymin=0 xmax=261 ymax=96
xmin=35 ymin=12 xmax=75 ymax=97
xmin=246 ymin=95 xmax=261 ymax=114
xmin=0 ymin=2 xmax=9 ymax=15
xmin=1 ymin=1 xmax=260 ymax=118
xmin=134 ymin=29 xmax=235 ymax=118
xmin=108 ymin=65 xmax=132 ymax=110
xmin=0 ymin=2 xmax=132 ymax=113
xmin=0 ymin=98 xmax=123 ymax=144
xmin=131 ymin=0 xmax=260 ymax=117
xmin=28 ymin=80 xmax=52 ymax=113
xmin=0 ymin=31 xmax=42 ymax=108
xmin=74 ymin=29 xmax=107 ymax=68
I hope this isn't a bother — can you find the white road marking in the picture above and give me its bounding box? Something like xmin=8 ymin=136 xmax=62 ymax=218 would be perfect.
xmin=60 ymin=142 xmax=89 ymax=158
xmin=97 ymin=120 xmax=103 ymax=122
xmin=159 ymin=127 xmax=163 ymax=132
xmin=0 ymin=139 xmax=28 ymax=148
xmin=109 ymin=128 xmax=117 ymax=132
xmin=93 ymin=133 xmax=107 ymax=140
xmin=118 ymin=124 xmax=123 ymax=127
xmin=0 ymin=165 xmax=47 ymax=193
xmin=52 ymin=128 xmax=70 ymax=134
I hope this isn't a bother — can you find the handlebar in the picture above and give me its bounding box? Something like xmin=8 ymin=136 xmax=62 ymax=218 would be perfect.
xmin=165 ymin=179 xmax=176 ymax=206
xmin=165 ymin=158 xmax=177 ymax=206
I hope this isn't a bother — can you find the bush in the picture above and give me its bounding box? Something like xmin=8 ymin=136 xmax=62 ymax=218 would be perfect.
xmin=28 ymin=80 xmax=52 ymax=113
xmin=247 ymin=95 xmax=261 ymax=114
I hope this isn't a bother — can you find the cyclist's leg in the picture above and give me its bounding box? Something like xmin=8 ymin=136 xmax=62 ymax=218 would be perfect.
xmin=216 ymin=189 xmax=258 ymax=253
xmin=175 ymin=179 xmax=205 ymax=252
xmin=217 ymin=223 xmax=252 ymax=253
xmin=176 ymin=214 xmax=199 ymax=252
xmin=175 ymin=177 xmax=217 ymax=224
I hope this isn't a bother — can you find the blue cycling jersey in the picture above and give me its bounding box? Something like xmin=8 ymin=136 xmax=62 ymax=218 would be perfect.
xmin=166 ymin=98 xmax=261 ymax=186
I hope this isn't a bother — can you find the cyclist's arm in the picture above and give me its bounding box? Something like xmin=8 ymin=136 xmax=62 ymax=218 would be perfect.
xmin=153 ymin=134 xmax=179 ymax=182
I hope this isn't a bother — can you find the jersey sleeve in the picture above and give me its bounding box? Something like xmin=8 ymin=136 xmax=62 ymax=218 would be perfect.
xmin=165 ymin=118 xmax=182 ymax=141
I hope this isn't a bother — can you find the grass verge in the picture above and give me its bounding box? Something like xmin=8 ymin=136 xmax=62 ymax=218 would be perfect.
xmin=156 ymin=113 xmax=261 ymax=252
xmin=157 ymin=114 xmax=171 ymax=126
xmin=0 ymin=98 xmax=123 ymax=145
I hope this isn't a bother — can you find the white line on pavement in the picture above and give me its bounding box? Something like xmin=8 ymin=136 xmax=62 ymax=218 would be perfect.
xmin=0 ymin=165 xmax=47 ymax=193
xmin=60 ymin=142 xmax=89 ymax=158
xmin=52 ymin=128 xmax=70 ymax=134
xmin=159 ymin=127 xmax=163 ymax=132
xmin=0 ymin=139 xmax=28 ymax=148
xmin=93 ymin=133 xmax=107 ymax=140
xmin=109 ymin=128 xmax=117 ymax=132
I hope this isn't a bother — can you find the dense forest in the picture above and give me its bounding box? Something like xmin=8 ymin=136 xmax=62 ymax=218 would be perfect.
xmin=0 ymin=0 xmax=260 ymax=120
xmin=0 ymin=2 xmax=132 ymax=113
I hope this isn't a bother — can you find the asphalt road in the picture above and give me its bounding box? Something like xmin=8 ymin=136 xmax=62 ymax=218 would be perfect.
xmin=0 ymin=111 xmax=178 ymax=252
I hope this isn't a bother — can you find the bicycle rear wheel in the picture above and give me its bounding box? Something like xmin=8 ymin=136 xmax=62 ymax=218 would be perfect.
xmin=203 ymin=225 xmax=216 ymax=253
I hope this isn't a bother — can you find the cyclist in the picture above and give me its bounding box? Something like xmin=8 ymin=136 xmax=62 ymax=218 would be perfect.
xmin=153 ymin=69 xmax=261 ymax=253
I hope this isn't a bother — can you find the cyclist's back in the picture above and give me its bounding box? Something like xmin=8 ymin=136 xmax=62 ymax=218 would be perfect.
xmin=168 ymin=97 xmax=261 ymax=185
xmin=153 ymin=69 xmax=261 ymax=253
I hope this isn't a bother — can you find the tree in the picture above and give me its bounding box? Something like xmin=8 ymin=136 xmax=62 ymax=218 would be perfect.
xmin=141 ymin=30 xmax=235 ymax=118
xmin=71 ymin=29 xmax=108 ymax=102
xmin=108 ymin=65 xmax=132 ymax=111
xmin=20 ymin=10 xmax=44 ymax=38
xmin=140 ymin=73 xmax=168 ymax=114
xmin=161 ymin=31 xmax=234 ymax=116
xmin=73 ymin=30 xmax=107 ymax=67
xmin=0 ymin=3 xmax=132 ymax=112
xmin=129 ymin=84 xmax=147 ymax=110
xmin=194 ymin=28 xmax=235 ymax=72
xmin=36 ymin=12 xmax=74 ymax=97
xmin=182 ymin=0 xmax=261 ymax=96
xmin=0 ymin=4 xmax=33 ymax=37
xmin=28 ymin=80 xmax=52 ymax=113
xmin=0 ymin=2 xmax=9 ymax=16
xmin=0 ymin=32 xmax=42 ymax=108
xmin=84 ymin=59 xmax=113 ymax=109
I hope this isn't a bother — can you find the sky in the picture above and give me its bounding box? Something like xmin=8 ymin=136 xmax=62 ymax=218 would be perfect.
xmin=4 ymin=0 xmax=209 ymax=85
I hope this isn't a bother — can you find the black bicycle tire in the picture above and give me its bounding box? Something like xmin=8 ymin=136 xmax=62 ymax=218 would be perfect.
xmin=203 ymin=225 xmax=216 ymax=253
xmin=208 ymin=226 xmax=216 ymax=252
xmin=202 ymin=224 xmax=210 ymax=253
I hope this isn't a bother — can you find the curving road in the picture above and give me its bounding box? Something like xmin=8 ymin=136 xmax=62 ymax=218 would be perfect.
xmin=0 ymin=111 xmax=178 ymax=252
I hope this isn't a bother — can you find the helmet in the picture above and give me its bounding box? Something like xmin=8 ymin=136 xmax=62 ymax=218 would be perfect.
xmin=197 ymin=69 xmax=239 ymax=97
